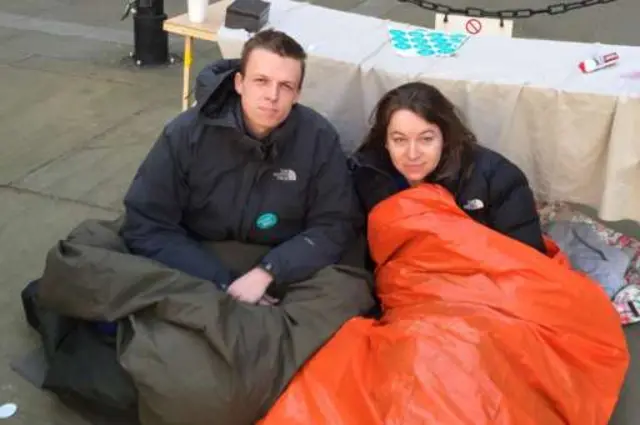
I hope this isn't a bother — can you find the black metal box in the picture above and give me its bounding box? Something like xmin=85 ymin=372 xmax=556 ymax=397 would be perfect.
xmin=224 ymin=0 xmax=270 ymax=33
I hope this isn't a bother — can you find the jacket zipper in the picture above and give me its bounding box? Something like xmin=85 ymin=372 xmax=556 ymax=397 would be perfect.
xmin=236 ymin=144 xmax=274 ymax=241
xmin=236 ymin=158 xmax=260 ymax=241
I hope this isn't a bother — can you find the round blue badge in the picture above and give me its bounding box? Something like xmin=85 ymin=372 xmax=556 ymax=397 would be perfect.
xmin=256 ymin=213 xmax=278 ymax=230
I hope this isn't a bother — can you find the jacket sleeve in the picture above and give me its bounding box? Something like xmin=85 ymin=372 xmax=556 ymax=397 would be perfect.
xmin=120 ymin=122 xmax=236 ymax=288
xmin=488 ymin=160 xmax=547 ymax=254
xmin=260 ymin=133 xmax=364 ymax=285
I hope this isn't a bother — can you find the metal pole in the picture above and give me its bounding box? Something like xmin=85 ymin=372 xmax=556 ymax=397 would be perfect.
xmin=123 ymin=0 xmax=173 ymax=67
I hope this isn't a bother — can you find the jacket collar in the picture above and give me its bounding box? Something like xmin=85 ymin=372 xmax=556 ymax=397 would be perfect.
xmin=199 ymin=74 xmax=298 ymax=162
xmin=351 ymin=147 xmax=394 ymax=177
xmin=351 ymin=146 xmax=463 ymax=195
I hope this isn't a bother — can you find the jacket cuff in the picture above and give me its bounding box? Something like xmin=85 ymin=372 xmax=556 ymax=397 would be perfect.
xmin=212 ymin=268 xmax=237 ymax=291
xmin=259 ymin=255 xmax=281 ymax=284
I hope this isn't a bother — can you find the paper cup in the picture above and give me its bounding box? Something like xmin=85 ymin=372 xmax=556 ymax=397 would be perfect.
xmin=187 ymin=0 xmax=208 ymax=23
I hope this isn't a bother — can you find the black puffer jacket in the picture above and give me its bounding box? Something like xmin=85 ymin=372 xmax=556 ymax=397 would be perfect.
xmin=350 ymin=144 xmax=546 ymax=254
xmin=121 ymin=59 xmax=363 ymax=289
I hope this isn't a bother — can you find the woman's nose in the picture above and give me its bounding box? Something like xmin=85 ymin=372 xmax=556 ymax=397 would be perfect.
xmin=407 ymin=141 xmax=420 ymax=160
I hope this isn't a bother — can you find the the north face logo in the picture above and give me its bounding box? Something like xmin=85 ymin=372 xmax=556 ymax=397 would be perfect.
xmin=273 ymin=168 xmax=297 ymax=181
xmin=463 ymin=199 xmax=484 ymax=211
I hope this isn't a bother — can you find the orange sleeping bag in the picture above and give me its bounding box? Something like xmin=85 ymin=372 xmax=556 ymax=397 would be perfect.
xmin=259 ymin=185 xmax=629 ymax=425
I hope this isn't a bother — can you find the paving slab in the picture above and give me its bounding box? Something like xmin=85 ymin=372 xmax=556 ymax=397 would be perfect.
xmin=306 ymin=0 xmax=366 ymax=12
xmin=0 ymin=26 xmax=22 ymax=43
xmin=13 ymin=144 xmax=149 ymax=212
xmin=0 ymin=188 xmax=117 ymax=425
xmin=0 ymin=64 xmax=172 ymax=185
xmin=0 ymin=29 xmax=33 ymax=64
xmin=14 ymin=103 xmax=177 ymax=211
xmin=349 ymin=0 xmax=397 ymax=17
xmin=0 ymin=28 xmax=130 ymax=61
xmin=0 ymin=0 xmax=67 ymax=17
xmin=9 ymin=54 xmax=181 ymax=89
xmin=0 ymin=0 xmax=638 ymax=424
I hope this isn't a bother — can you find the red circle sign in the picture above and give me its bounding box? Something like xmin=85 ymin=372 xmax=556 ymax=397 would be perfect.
xmin=465 ymin=18 xmax=483 ymax=35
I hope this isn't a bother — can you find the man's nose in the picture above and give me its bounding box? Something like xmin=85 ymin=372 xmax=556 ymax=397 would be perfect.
xmin=265 ymin=83 xmax=279 ymax=101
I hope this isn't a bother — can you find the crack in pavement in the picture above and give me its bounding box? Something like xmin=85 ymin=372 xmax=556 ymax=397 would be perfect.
xmin=0 ymin=184 xmax=123 ymax=214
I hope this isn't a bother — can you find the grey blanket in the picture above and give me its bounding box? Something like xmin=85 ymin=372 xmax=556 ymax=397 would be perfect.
xmin=548 ymin=221 xmax=632 ymax=298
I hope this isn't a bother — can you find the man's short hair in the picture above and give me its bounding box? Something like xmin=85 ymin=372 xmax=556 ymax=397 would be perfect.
xmin=239 ymin=29 xmax=307 ymax=88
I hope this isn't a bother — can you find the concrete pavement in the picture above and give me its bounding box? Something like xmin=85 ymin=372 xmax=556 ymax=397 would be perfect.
xmin=0 ymin=0 xmax=638 ymax=423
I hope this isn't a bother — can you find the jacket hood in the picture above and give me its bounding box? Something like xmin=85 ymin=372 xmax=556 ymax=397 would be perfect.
xmin=194 ymin=59 xmax=241 ymax=117
xmin=191 ymin=58 xmax=299 ymax=160
xmin=349 ymin=145 xmax=394 ymax=177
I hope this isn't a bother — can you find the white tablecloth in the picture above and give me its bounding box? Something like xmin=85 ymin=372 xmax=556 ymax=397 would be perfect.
xmin=217 ymin=0 xmax=640 ymax=223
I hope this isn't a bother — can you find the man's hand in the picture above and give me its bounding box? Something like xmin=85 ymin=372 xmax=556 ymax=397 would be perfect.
xmin=226 ymin=267 xmax=273 ymax=304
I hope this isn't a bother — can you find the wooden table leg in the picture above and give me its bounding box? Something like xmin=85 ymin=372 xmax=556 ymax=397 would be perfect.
xmin=182 ymin=36 xmax=194 ymax=111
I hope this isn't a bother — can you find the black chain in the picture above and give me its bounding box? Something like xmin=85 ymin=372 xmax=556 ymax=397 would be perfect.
xmin=397 ymin=0 xmax=617 ymax=20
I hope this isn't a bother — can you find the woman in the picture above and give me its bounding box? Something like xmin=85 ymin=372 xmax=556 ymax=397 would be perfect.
xmin=257 ymin=82 xmax=628 ymax=425
xmin=350 ymin=81 xmax=546 ymax=254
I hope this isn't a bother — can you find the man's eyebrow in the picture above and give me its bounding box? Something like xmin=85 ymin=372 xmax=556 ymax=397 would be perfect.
xmin=251 ymin=74 xmax=296 ymax=86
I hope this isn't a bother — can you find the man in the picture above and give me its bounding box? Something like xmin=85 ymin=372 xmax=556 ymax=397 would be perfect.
xmin=120 ymin=29 xmax=363 ymax=305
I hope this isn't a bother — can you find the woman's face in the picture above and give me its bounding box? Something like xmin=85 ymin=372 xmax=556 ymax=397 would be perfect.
xmin=385 ymin=109 xmax=444 ymax=186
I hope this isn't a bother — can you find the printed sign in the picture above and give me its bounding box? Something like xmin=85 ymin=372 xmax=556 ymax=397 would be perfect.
xmin=435 ymin=13 xmax=513 ymax=37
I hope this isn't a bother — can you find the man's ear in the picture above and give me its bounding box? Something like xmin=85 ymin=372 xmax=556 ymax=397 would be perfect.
xmin=291 ymin=83 xmax=302 ymax=104
xmin=234 ymin=72 xmax=243 ymax=96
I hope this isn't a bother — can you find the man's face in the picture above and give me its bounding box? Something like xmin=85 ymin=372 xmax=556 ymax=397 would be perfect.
xmin=234 ymin=48 xmax=302 ymax=139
